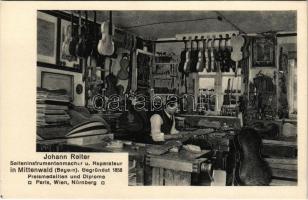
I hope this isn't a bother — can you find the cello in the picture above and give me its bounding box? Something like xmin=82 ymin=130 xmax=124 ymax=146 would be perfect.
xmin=233 ymin=128 xmax=271 ymax=186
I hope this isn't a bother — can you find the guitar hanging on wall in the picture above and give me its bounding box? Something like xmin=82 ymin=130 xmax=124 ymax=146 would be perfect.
xmin=97 ymin=11 xmax=115 ymax=56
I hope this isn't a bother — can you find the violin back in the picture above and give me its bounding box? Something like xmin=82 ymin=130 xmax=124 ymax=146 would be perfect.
xmin=230 ymin=35 xmax=245 ymax=62
xmin=97 ymin=22 xmax=115 ymax=56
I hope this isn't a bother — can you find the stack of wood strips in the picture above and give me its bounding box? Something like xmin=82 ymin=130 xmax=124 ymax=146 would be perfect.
xmin=266 ymin=158 xmax=297 ymax=186
xmin=262 ymin=139 xmax=297 ymax=185
xmin=37 ymin=88 xmax=71 ymax=127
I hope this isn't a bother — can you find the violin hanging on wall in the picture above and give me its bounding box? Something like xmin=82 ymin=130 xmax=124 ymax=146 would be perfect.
xmin=178 ymin=37 xmax=187 ymax=75
xmin=206 ymin=38 xmax=212 ymax=73
xmin=75 ymin=11 xmax=85 ymax=58
xmin=196 ymin=36 xmax=205 ymax=72
xmin=190 ymin=36 xmax=199 ymax=72
xmin=68 ymin=11 xmax=78 ymax=57
xmin=203 ymin=37 xmax=208 ymax=73
xmin=230 ymin=34 xmax=245 ymax=77
xmin=97 ymin=11 xmax=115 ymax=56
xmin=222 ymin=34 xmax=233 ymax=73
xmin=61 ymin=16 xmax=72 ymax=57
xmin=76 ymin=11 xmax=91 ymax=58
xmin=183 ymin=37 xmax=192 ymax=74
xmin=210 ymin=38 xmax=216 ymax=72
xmin=88 ymin=11 xmax=98 ymax=82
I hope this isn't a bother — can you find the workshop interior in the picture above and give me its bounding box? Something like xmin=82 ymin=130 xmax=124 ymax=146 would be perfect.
xmin=37 ymin=10 xmax=297 ymax=186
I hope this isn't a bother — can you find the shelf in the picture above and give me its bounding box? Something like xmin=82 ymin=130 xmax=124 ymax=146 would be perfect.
xmin=94 ymin=68 xmax=108 ymax=71
xmin=199 ymin=72 xmax=243 ymax=77
xmin=155 ymin=62 xmax=179 ymax=65
xmin=153 ymin=75 xmax=177 ymax=79
xmin=153 ymin=93 xmax=176 ymax=96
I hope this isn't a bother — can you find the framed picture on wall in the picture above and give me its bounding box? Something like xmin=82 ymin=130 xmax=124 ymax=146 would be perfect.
xmin=59 ymin=19 xmax=80 ymax=68
xmin=37 ymin=12 xmax=58 ymax=65
xmin=41 ymin=71 xmax=74 ymax=100
xmin=252 ymin=37 xmax=276 ymax=67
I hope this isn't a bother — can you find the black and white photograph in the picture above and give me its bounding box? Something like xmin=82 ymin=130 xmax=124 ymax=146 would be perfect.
xmin=35 ymin=10 xmax=299 ymax=187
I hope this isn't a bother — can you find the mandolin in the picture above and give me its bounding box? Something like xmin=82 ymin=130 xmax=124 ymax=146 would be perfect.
xmin=230 ymin=35 xmax=245 ymax=77
xmin=68 ymin=11 xmax=78 ymax=57
xmin=97 ymin=11 xmax=115 ymax=56
xmin=196 ymin=37 xmax=205 ymax=72
xmin=183 ymin=37 xmax=192 ymax=74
